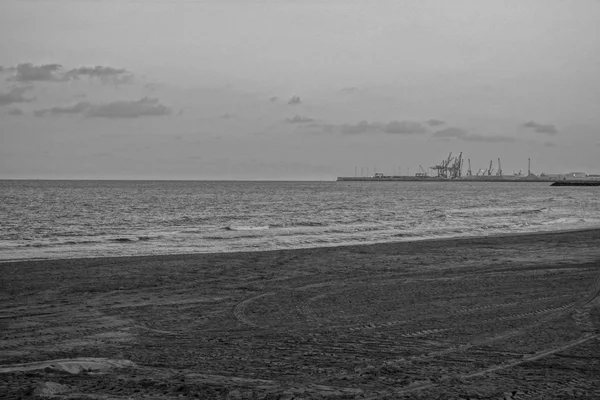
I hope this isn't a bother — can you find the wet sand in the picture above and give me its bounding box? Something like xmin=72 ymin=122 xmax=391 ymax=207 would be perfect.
xmin=1 ymin=229 xmax=600 ymax=399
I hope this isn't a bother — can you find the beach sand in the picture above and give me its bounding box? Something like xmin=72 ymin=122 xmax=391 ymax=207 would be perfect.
xmin=1 ymin=229 xmax=599 ymax=399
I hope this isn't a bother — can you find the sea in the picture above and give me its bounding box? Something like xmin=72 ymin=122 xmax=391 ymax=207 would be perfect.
xmin=1 ymin=180 xmax=599 ymax=262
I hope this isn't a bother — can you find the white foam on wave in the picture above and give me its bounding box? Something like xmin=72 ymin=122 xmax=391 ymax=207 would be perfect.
xmin=541 ymin=217 xmax=587 ymax=226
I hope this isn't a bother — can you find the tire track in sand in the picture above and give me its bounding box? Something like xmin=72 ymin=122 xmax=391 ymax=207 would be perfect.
xmin=368 ymin=266 xmax=600 ymax=398
xmin=365 ymin=333 xmax=600 ymax=399
xmin=232 ymin=292 xmax=276 ymax=327
xmin=572 ymin=268 xmax=600 ymax=333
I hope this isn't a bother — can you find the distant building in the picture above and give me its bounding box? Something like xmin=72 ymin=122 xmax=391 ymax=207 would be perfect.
xmin=565 ymin=172 xmax=588 ymax=178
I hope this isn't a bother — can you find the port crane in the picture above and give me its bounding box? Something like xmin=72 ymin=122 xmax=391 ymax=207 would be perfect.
xmin=431 ymin=152 xmax=463 ymax=179
xmin=496 ymin=158 xmax=503 ymax=176
xmin=487 ymin=160 xmax=494 ymax=176
xmin=416 ymin=165 xmax=428 ymax=177
xmin=467 ymin=159 xmax=472 ymax=176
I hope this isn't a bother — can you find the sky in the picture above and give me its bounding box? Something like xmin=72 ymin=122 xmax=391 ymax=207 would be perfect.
xmin=1 ymin=0 xmax=599 ymax=180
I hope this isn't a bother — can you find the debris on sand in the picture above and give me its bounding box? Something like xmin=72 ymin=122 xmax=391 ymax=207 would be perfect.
xmin=0 ymin=358 xmax=135 ymax=374
xmin=33 ymin=382 xmax=71 ymax=397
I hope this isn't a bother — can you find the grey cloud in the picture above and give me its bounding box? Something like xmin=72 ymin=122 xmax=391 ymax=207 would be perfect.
xmin=340 ymin=120 xmax=383 ymax=135
xmin=86 ymin=97 xmax=171 ymax=118
xmin=303 ymin=119 xmax=427 ymax=135
xmin=522 ymin=121 xmax=559 ymax=135
xmin=5 ymin=63 xmax=134 ymax=84
xmin=269 ymin=96 xmax=278 ymax=102
xmin=384 ymin=120 xmax=427 ymax=134
xmin=8 ymin=107 xmax=24 ymax=116
xmin=33 ymin=98 xmax=171 ymax=119
xmin=426 ymin=119 xmax=445 ymax=127
xmin=12 ymin=63 xmax=64 ymax=82
xmin=0 ymin=86 xmax=35 ymax=106
xmin=288 ymin=96 xmax=301 ymax=105
xmin=34 ymin=102 xmax=91 ymax=117
xmin=286 ymin=115 xmax=314 ymax=124
xmin=544 ymin=141 xmax=556 ymax=147
xmin=65 ymin=66 xmax=134 ymax=84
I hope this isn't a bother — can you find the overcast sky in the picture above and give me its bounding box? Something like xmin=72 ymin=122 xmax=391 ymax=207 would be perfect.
xmin=1 ymin=0 xmax=599 ymax=180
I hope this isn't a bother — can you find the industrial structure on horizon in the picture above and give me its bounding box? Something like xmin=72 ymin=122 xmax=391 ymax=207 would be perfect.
xmin=337 ymin=152 xmax=600 ymax=183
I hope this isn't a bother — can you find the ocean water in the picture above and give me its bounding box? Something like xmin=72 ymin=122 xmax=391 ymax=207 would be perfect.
xmin=1 ymin=180 xmax=599 ymax=262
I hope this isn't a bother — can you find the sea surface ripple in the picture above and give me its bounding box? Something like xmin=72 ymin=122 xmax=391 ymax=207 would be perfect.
xmin=1 ymin=180 xmax=599 ymax=261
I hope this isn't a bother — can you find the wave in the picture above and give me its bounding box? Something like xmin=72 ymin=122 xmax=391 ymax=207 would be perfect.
xmin=453 ymin=207 xmax=548 ymax=218
xmin=424 ymin=209 xmax=447 ymax=219
xmin=137 ymin=235 xmax=160 ymax=241
xmin=268 ymin=221 xmax=328 ymax=228
xmin=224 ymin=225 xmax=270 ymax=231
xmin=514 ymin=208 xmax=548 ymax=215
xmin=203 ymin=236 xmax=230 ymax=241
xmin=17 ymin=235 xmax=161 ymax=248
xmin=542 ymin=217 xmax=586 ymax=225
xmin=111 ymin=235 xmax=162 ymax=242
xmin=22 ymin=239 xmax=102 ymax=248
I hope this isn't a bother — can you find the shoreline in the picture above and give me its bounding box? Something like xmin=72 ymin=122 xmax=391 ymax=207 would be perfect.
xmin=3 ymin=225 xmax=600 ymax=265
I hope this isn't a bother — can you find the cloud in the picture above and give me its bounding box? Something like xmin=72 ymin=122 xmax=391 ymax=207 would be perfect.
xmin=544 ymin=141 xmax=556 ymax=147
xmin=340 ymin=120 xmax=383 ymax=135
xmin=522 ymin=121 xmax=559 ymax=135
xmin=269 ymin=96 xmax=278 ymax=102
xmin=302 ymin=119 xmax=428 ymax=135
xmin=65 ymin=66 xmax=134 ymax=84
xmin=86 ymin=97 xmax=171 ymax=118
xmin=34 ymin=101 xmax=91 ymax=117
xmin=33 ymin=97 xmax=171 ymax=119
xmin=7 ymin=107 xmax=24 ymax=116
xmin=384 ymin=120 xmax=427 ymax=134
xmin=286 ymin=115 xmax=314 ymax=124
xmin=288 ymin=96 xmax=301 ymax=105
xmin=433 ymin=127 xmax=514 ymax=142
xmin=426 ymin=119 xmax=445 ymax=127
xmin=11 ymin=63 xmax=65 ymax=82
xmin=0 ymin=86 xmax=35 ymax=106
xmin=4 ymin=63 xmax=134 ymax=84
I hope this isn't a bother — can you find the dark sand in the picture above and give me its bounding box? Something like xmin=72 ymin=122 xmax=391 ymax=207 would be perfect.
xmin=1 ymin=229 xmax=600 ymax=399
